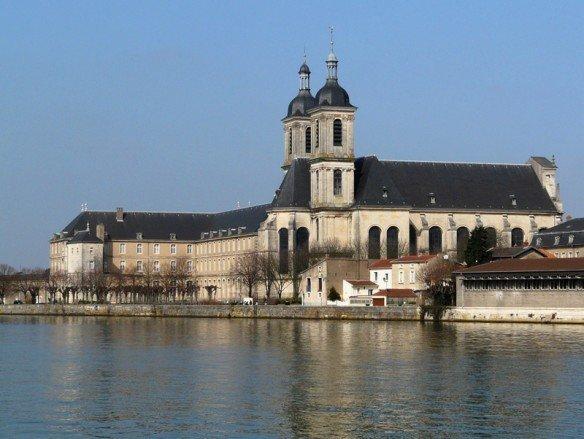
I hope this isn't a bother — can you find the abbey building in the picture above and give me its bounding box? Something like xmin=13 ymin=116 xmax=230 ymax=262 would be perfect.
xmin=50 ymin=44 xmax=564 ymax=300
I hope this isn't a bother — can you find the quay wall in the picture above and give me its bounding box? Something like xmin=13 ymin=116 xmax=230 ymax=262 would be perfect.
xmin=2 ymin=305 xmax=584 ymax=324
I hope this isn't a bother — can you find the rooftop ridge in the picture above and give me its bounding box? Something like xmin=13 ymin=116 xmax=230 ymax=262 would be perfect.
xmin=376 ymin=158 xmax=531 ymax=167
xmin=81 ymin=203 xmax=271 ymax=217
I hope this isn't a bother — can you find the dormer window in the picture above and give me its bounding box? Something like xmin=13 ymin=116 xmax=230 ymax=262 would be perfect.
xmin=382 ymin=186 xmax=388 ymax=198
xmin=510 ymin=194 xmax=517 ymax=206
xmin=170 ymin=233 xmax=176 ymax=241
xmin=136 ymin=232 xmax=142 ymax=240
xmin=568 ymin=235 xmax=574 ymax=245
xmin=554 ymin=236 xmax=560 ymax=246
xmin=429 ymin=193 xmax=436 ymax=204
xmin=536 ymin=238 xmax=542 ymax=246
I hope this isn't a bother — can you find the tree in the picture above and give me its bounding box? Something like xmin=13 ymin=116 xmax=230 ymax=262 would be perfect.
xmin=464 ymin=227 xmax=492 ymax=267
xmin=328 ymin=287 xmax=341 ymax=302
xmin=232 ymin=251 xmax=262 ymax=299
xmin=0 ymin=264 xmax=16 ymax=304
xmin=258 ymin=252 xmax=278 ymax=301
xmin=16 ymin=268 xmax=46 ymax=304
xmin=85 ymin=268 xmax=115 ymax=303
xmin=420 ymin=257 xmax=458 ymax=321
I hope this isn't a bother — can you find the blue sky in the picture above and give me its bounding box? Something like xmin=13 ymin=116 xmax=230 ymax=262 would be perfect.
xmin=1 ymin=1 xmax=582 ymax=268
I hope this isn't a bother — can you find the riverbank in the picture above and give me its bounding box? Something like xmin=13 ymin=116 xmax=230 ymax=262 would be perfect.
xmin=2 ymin=304 xmax=584 ymax=323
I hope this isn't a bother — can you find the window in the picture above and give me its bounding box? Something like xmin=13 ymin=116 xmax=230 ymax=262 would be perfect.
xmin=333 ymin=119 xmax=342 ymax=146
xmin=89 ymin=260 xmax=95 ymax=271
xmin=429 ymin=226 xmax=442 ymax=254
xmin=511 ymin=228 xmax=524 ymax=247
xmin=305 ymin=127 xmax=311 ymax=153
xmin=368 ymin=289 xmax=373 ymax=295
xmin=154 ymin=261 xmax=160 ymax=272
xmin=318 ymin=278 xmax=323 ymax=292
xmin=171 ymin=260 xmax=177 ymax=270
xmin=187 ymin=244 xmax=193 ymax=254
xmin=306 ymin=278 xmax=312 ymax=292
xmin=136 ymin=233 xmax=142 ymax=240
xmin=554 ymin=236 xmax=560 ymax=246
xmin=333 ymin=169 xmax=342 ymax=196
xmin=120 ymin=260 xmax=126 ymax=272
xmin=154 ymin=244 xmax=160 ymax=254
xmin=137 ymin=243 xmax=142 ymax=254
xmin=89 ymin=247 xmax=93 ymax=255
xmin=137 ymin=260 xmax=143 ymax=272
xmin=170 ymin=244 xmax=177 ymax=254
xmin=456 ymin=227 xmax=470 ymax=261
xmin=387 ymin=227 xmax=399 ymax=259
xmin=569 ymin=235 xmax=575 ymax=245
xmin=536 ymin=238 xmax=542 ymax=246
xmin=315 ymin=120 xmax=319 ymax=148
xmin=288 ymin=128 xmax=292 ymax=155
xmin=374 ymin=272 xmax=378 ymax=281
xmin=409 ymin=267 xmax=415 ymax=283
xmin=119 ymin=243 xmax=126 ymax=254
xmin=368 ymin=226 xmax=381 ymax=259
xmin=398 ymin=270 xmax=404 ymax=284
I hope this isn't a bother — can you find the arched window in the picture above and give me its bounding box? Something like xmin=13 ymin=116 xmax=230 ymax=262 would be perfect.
xmin=305 ymin=127 xmax=311 ymax=153
xmin=485 ymin=227 xmax=497 ymax=248
xmin=368 ymin=226 xmax=381 ymax=259
xmin=279 ymin=228 xmax=289 ymax=273
xmin=457 ymin=227 xmax=470 ymax=261
xmin=315 ymin=218 xmax=319 ymax=242
xmin=288 ymin=128 xmax=292 ymax=155
xmin=306 ymin=278 xmax=311 ymax=292
xmin=296 ymin=227 xmax=310 ymax=271
xmin=315 ymin=120 xmax=319 ymax=148
xmin=387 ymin=227 xmax=399 ymax=259
xmin=429 ymin=226 xmax=442 ymax=254
xmin=333 ymin=169 xmax=342 ymax=196
xmin=511 ymin=228 xmax=524 ymax=247
xmin=409 ymin=224 xmax=417 ymax=255
xmin=333 ymin=119 xmax=342 ymax=146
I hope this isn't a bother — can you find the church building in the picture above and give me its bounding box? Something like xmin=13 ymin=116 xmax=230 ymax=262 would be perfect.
xmin=50 ymin=39 xmax=564 ymax=301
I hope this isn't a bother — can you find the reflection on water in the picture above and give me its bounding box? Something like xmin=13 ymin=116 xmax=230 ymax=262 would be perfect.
xmin=0 ymin=316 xmax=583 ymax=437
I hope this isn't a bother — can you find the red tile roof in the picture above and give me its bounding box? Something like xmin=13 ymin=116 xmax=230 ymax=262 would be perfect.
xmin=369 ymin=259 xmax=393 ymax=269
xmin=345 ymin=279 xmax=378 ymax=287
xmin=374 ymin=289 xmax=417 ymax=298
xmin=391 ymin=254 xmax=436 ymax=264
xmin=457 ymin=257 xmax=584 ymax=274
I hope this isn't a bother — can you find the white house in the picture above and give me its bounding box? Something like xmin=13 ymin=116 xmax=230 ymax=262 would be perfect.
xmin=369 ymin=260 xmax=392 ymax=290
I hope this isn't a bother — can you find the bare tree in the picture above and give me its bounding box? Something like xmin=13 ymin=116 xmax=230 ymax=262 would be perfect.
xmin=232 ymin=251 xmax=262 ymax=299
xmin=85 ymin=268 xmax=115 ymax=303
xmin=258 ymin=252 xmax=278 ymax=301
xmin=16 ymin=268 xmax=47 ymax=304
xmin=0 ymin=264 xmax=16 ymax=304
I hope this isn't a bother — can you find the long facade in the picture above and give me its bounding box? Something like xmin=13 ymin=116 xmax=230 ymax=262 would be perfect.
xmin=50 ymin=44 xmax=564 ymax=301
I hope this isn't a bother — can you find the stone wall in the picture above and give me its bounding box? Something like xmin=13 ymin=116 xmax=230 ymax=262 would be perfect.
xmin=0 ymin=304 xmax=419 ymax=321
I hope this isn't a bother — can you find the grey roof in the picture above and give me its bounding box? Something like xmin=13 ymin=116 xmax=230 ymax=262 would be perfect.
xmin=531 ymin=218 xmax=584 ymax=248
xmin=271 ymin=156 xmax=559 ymax=212
xmin=58 ymin=205 xmax=270 ymax=242
xmin=272 ymin=158 xmax=311 ymax=208
xmin=315 ymin=78 xmax=352 ymax=107
xmin=69 ymin=229 xmax=103 ymax=244
xmin=287 ymin=89 xmax=318 ymax=117
xmin=531 ymin=156 xmax=556 ymax=168
xmin=299 ymin=63 xmax=310 ymax=74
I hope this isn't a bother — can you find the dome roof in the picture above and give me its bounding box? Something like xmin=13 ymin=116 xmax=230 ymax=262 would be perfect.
xmin=287 ymin=89 xmax=317 ymax=117
xmin=299 ymin=63 xmax=310 ymax=74
xmin=315 ymin=79 xmax=352 ymax=107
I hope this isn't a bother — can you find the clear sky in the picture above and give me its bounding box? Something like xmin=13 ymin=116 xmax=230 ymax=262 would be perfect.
xmin=1 ymin=1 xmax=582 ymax=268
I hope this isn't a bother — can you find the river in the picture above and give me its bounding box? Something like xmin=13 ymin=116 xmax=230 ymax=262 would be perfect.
xmin=0 ymin=316 xmax=582 ymax=437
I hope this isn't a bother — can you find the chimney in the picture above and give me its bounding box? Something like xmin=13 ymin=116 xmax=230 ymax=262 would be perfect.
xmin=116 ymin=207 xmax=124 ymax=222
xmin=96 ymin=223 xmax=105 ymax=240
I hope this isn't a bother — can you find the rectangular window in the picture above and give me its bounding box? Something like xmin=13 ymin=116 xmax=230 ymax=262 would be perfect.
xmin=154 ymin=261 xmax=160 ymax=272
xmin=119 ymin=243 xmax=126 ymax=254
xmin=171 ymin=260 xmax=177 ymax=270
xmin=374 ymin=272 xmax=378 ymax=281
xmin=89 ymin=260 xmax=95 ymax=271
xmin=187 ymin=244 xmax=193 ymax=254
xmin=333 ymin=170 xmax=342 ymax=196
xmin=136 ymin=243 xmax=142 ymax=254
xmin=398 ymin=270 xmax=404 ymax=284
xmin=170 ymin=244 xmax=177 ymax=254
xmin=318 ymin=278 xmax=323 ymax=292
xmin=137 ymin=260 xmax=143 ymax=272
xmin=409 ymin=269 xmax=415 ymax=284
xmin=120 ymin=260 xmax=126 ymax=272
xmin=187 ymin=260 xmax=193 ymax=272
xmin=154 ymin=244 xmax=160 ymax=255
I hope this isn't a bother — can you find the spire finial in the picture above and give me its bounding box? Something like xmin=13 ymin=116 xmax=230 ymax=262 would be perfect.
xmin=329 ymin=26 xmax=334 ymax=53
xmin=303 ymin=45 xmax=307 ymax=63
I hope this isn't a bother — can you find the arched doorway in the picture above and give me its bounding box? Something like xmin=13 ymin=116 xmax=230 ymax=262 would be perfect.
xmin=511 ymin=228 xmax=524 ymax=247
xmin=457 ymin=227 xmax=470 ymax=261
xmin=429 ymin=226 xmax=443 ymax=254
xmin=279 ymin=228 xmax=289 ymax=273
xmin=386 ymin=227 xmax=399 ymax=259
xmin=368 ymin=226 xmax=381 ymax=259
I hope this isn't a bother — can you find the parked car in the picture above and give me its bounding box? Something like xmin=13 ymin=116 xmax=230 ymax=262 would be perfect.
xmin=242 ymin=297 xmax=254 ymax=305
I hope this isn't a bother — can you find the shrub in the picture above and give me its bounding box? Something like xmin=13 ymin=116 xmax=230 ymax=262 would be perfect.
xmin=328 ymin=287 xmax=341 ymax=302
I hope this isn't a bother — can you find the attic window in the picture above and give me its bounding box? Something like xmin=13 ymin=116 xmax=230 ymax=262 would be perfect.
xmin=429 ymin=193 xmax=436 ymax=204
xmin=536 ymin=237 xmax=542 ymax=246
xmin=170 ymin=233 xmax=176 ymax=241
xmin=510 ymin=195 xmax=517 ymax=206
xmin=554 ymin=236 xmax=560 ymax=246
xmin=568 ymin=235 xmax=574 ymax=245
xmin=382 ymin=186 xmax=388 ymax=198
xmin=136 ymin=233 xmax=142 ymax=240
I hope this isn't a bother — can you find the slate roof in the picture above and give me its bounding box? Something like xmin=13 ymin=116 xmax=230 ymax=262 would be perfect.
xmin=57 ymin=204 xmax=270 ymax=242
xmin=272 ymin=156 xmax=559 ymax=213
xmin=490 ymin=246 xmax=551 ymax=259
xmin=456 ymin=257 xmax=584 ymax=274
xmin=531 ymin=218 xmax=584 ymax=248
xmin=69 ymin=229 xmax=103 ymax=244
xmin=531 ymin=156 xmax=556 ymax=168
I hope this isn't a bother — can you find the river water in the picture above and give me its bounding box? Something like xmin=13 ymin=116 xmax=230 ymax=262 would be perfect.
xmin=0 ymin=316 xmax=583 ymax=438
